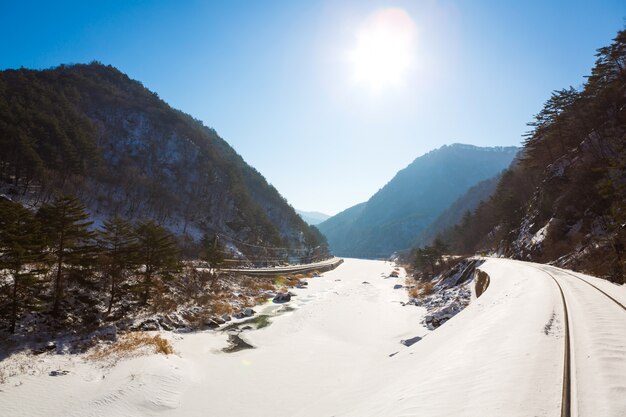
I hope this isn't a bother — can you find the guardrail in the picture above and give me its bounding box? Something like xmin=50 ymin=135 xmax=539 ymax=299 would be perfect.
xmin=222 ymin=257 xmax=344 ymax=276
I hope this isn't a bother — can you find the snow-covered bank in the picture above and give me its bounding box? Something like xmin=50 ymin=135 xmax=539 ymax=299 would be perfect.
xmin=1 ymin=258 xmax=623 ymax=416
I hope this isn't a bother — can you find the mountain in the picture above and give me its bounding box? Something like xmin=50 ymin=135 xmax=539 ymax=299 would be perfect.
xmin=0 ymin=62 xmax=325 ymax=257
xmin=296 ymin=209 xmax=331 ymax=225
xmin=444 ymin=29 xmax=626 ymax=283
xmin=412 ymin=173 xmax=503 ymax=248
xmin=318 ymin=144 xmax=518 ymax=258
xmin=315 ymin=202 xmax=367 ymax=254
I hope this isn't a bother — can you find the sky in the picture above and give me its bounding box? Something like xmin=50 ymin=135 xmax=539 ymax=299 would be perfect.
xmin=1 ymin=0 xmax=624 ymax=215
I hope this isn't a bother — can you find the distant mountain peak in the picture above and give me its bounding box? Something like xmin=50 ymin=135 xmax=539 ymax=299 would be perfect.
xmin=318 ymin=144 xmax=519 ymax=258
xmin=296 ymin=209 xmax=331 ymax=226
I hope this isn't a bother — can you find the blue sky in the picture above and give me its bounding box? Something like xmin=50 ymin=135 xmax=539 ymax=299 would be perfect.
xmin=1 ymin=0 xmax=624 ymax=215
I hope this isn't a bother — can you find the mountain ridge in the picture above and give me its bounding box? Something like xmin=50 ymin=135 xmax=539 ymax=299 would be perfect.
xmin=318 ymin=144 xmax=518 ymax=258
xmin=0 ymin=62 xmax=326 ymax=257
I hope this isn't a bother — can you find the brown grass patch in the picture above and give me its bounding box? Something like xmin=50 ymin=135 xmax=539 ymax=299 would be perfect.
xmin=407 ymin=281 xmax=434 ymax=299
xmin=211 ymin=300 xmax=234 ymax=315
xmin=242 ymin=278 xmax=275 ymax=292
xmin=89 ymin=332 xmax=174 ymax=360
xmin=253 ymin=295 xmax=270 ymax=304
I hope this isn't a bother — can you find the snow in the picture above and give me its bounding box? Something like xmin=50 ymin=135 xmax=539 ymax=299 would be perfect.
xmin=1 ymin=258 xmax=624 ymax=416
xmin=531 ymin=219 xmax=552 ymax=245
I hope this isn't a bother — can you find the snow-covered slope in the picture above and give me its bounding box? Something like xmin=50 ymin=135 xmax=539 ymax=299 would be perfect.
xmin=1 ymin=258 xmax=624 ymax=416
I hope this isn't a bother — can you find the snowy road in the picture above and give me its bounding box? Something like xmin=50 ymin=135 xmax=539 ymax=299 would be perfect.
xmin=1 ymin=258 xmax=624 ymax=416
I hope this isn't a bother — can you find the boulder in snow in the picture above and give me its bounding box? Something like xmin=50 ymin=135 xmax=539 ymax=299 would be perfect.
xmin=273 ymin=293 xmax=291 ymax=303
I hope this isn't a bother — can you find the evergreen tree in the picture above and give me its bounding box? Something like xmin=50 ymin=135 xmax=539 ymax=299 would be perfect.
xmin=37 ymin=196 xmax=95 ymax=316
xmin=97 ymin=217 xmax=138 ymax=314
xmin=134 ymin=220 xmax=179 ymax=305
xmin=0 ymin=200 xmax=44 ymax=333
xmin=413 ymin=238 xmax=448 ymax=275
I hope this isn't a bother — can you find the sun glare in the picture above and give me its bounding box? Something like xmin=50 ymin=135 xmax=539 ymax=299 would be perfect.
xmin=348 ymin=8 xmax=417 ymax=92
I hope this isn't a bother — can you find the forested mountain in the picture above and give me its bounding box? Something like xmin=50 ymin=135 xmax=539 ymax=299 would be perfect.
xmin=296 ymin=209 xmax=331 ymax=225
xmin=0 ymin=63 xmax=325 ymax=259
xmin=318 ymin=144 xmax=518 ymax=258
xmin=441 ymin=29 xmax=626 ymax=282
xmin=412 ymin=173 xmax=503 ymax=248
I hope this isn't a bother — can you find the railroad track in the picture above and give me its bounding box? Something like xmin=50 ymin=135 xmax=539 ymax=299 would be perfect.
xmin=527 ymin=263 xmax=626 ymax=417
xmin=545 ymin=265 xmax=626 ymax=311
xmin=532 ymin=266 xmax=571 ymax=417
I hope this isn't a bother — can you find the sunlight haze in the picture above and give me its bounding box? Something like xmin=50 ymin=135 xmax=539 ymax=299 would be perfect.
xmin=347 ymin=8 xmax=417 ymax=92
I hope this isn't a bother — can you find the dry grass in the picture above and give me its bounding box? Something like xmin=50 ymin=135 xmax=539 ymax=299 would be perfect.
xmin=407 ymin=281 xmax=434 ymax=299
xmin=89 ymin=332 xmax=174 ymax=360
xmin=253 ymin=295 xmax=270 ymax=305
xmin=211 ymin=300 xmax=235 ymax=315
xmin=242 ymin=277 xmax=276 ymax=293
xmin=274 ymin=275 xmax=288 ymax=287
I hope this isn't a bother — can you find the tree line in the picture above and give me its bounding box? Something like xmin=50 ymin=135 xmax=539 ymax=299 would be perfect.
xmin=0 ymin=195 xmax=225 ymax=334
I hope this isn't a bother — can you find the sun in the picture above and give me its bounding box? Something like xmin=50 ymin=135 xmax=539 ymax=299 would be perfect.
xmin=348 ymin=8 xmax=417 ymax=92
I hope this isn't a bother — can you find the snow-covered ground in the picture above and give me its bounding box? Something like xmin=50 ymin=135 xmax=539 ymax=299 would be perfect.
xmin=1 ymin=258 xmax=624 ymax=416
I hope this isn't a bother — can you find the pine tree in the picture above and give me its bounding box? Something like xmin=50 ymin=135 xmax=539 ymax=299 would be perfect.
xmin=37 ymin=196 xmax=95 ymax=316
xmin=413 ymin=238 xmax=448 ymax=276
xmin=134 ymin=220 xmax=179 ymax=306
xmin=97 ymin=217 xmax=138 ymax=315
xmin=0 ymin=199 xmax=44 ymax=333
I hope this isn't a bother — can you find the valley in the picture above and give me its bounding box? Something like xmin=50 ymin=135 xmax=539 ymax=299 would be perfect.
xmin=1 ymin=3 xmax=625 ymax=416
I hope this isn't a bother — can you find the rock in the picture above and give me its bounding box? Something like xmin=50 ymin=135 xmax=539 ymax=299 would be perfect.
xmin=243 ymin=308 xmax=255 ymax=317
xmin=221 ymin=314 xmax=232 ymax=322
xmin=400 ymin=336 xmax=422 ymax=347
xmin=33 ymin=342 xmax=57 ymax=355
xmin=362 ymin=281 xmax=370 ymax=285
xmin=389 ymin=271 xmax=399 ymax=278
xmin=162 ymin=313 xmax=187 ymax=329
xmin=233 ymin=312 xmax=246 ymax=319
xmin=49 ymin=370 xmax=69 ymax=377
xmin=272 ymin=293 xmax=291 ymax=303
xmin=96 ymin=325 xmax=117 ymax=342
xmin=213 ymin=317 xmax=226 ymax=325
xmin=137 ymin=319 xmax=160 ymax=331
xmin=222 ymin=334 xmax=254 ymax=353
xmin=158 ymin=319 xmax=173 ymax=331
xmin=393 ymin=284 xmax=403 ymax=290
xmin=205 ymin=318 xmax=221 ymax=329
